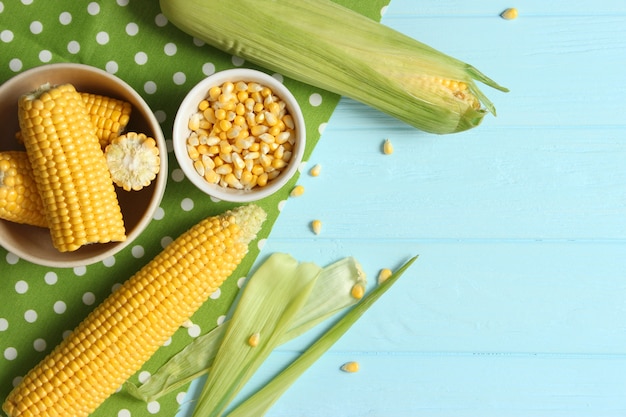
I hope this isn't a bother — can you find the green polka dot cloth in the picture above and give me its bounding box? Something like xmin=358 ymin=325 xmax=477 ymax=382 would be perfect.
xmin=0 ymin=1 xmax=390 ymax=416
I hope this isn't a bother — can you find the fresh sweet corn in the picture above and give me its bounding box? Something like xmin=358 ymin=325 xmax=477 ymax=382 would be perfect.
xmin=160 ymin=0 xmax=508 ymax=134
xmin=0 ymin=151 xmax=47 ymax=227
xmin=80 ymin=92 xmax=132 ymax=148
xmin=105 ymin=132 xmax=161 ymax=191
xmin=186 ymin=80 xmax=296 ymax=190
xmin=18 ymin=83 xmax=126 ymax=252
xmin=2 ymin=204 xmax=267 ymax=417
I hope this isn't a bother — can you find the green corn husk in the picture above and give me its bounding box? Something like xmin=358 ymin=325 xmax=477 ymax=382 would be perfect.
xmin=124 ymin=256 xmax=366 ymax=402
xmin=226 ymin=255 xmax=418 ymax=417
xmin=160 ymin=0 xmax=508 ymax=134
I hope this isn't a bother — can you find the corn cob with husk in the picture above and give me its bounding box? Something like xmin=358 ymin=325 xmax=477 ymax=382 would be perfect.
xmin=159 ymin=0 xmax=508 ymax=134
xmin=18 ymin=83 xmax=126 ymax=251
xmin=2 ymin=204 xmax=267 ymax=417
xmin=0 ymin=151 xmax=47 ymax=227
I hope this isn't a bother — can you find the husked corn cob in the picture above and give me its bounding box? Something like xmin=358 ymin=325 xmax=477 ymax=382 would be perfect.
xmin=105 ymin=132 xmax=161 ymax=191
xmin=18 ymin=83 xmax=126 ymax=252
xmin=0 ymin=151 xmax=46 ymax=227
xmin=2 ymin=204 xmax=267 ymax=417
xmin=80 ymin=92 xmax=132 ymax=148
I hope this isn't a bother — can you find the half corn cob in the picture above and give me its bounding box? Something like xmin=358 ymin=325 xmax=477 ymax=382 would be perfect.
xmin=0 ymin=151 xmax=47 ymax=227
xmin=105 ymin=132 xmax=161 ymax=191
xmin=80 ymin=92 xmax=132 ymax=148
xmin=2 ymin=204 xmax=267 ymax=417
xmin=18 ymin=83 xmax=126 ymax=252
xmin=160 ymin=0 xmax=508 ymax=134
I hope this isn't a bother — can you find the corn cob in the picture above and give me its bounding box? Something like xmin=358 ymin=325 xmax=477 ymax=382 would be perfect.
xmin=2 ymin=204 xmax=267 ymax=417
xmin=18 ymin=83 xmax=126 ymax=252
xmin=159 ymin=0 xmax=508 ymax=134
xmin=14 ymin=93 xmax=132 ymax=148
xmin=105 ymin=132 xmax=161 ymax=191
xmin=80 ymin=92 xmax=132 ymax=148
xmin=0 ymin=151 xmax=47 ymax=227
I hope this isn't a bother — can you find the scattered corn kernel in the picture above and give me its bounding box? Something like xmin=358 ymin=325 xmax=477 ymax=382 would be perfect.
xmin=340 ymin=361 xmax=360 ymax=373
xmin=383 ymin=138 xmax=393 ymax=155
xmin=311 ymin=219 xmax=322 ymax=235
xmin=350 ymin=282 xmax=365 ymax=300
xmin=247 ymin=332 xmax=261 ymax=347
xmin=309 ymin=163 xmax=321 ymax=177
xmin=377 ymin=268 xmax=393 ymax=284
xmin=290 ymin=184 xmax=305 ymax=197
xmin=500 ymin=7 xmax=518 ymax=20
xmin=186 ymin=80 xmax=297 ymax=190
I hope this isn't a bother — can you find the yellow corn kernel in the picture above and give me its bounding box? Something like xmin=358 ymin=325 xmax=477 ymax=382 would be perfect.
xmin=350 ymin=282 xmax=365 ymax=300
xmin=247 ymin=332 xmax=261 ymax=347
xmin=500 ymin=7 xmax=518 ymax=20
xmin=311 ymin=219 xmax=322 ymax=235
xmin=377 ymin=268 xmax=393 ymax=284
xmin=1 ymin=204 xmax=267 ymax=417
xmin=79 ymin=92 xmax=132 ymax=149
xmin=104 ymin=132 xmax=161 ymax=191
xmin=18 ymin=83 xmax=126 ymax=252
xmin=340 ymin=361 xmax=360 ymax=373
xmin=383 ymin=138 xmax=393 ymax=155
xmin=309 ymin=163 xmax=321 ymax=177
xmin=0 ymin=151 xmax=47 ymax=228
xmin=290 ymin=184 xmax=305 ymax=197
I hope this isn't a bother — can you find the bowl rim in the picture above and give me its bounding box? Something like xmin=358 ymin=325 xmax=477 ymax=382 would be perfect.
xmin=172 ymin=68 xmax=306 ymax=203
xmin=0 ymin=63 xmax=168 ymax=268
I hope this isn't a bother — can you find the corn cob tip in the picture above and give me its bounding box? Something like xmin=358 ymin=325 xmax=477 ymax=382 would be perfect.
xmin=227 ymin=204 xmax=267 ymax=245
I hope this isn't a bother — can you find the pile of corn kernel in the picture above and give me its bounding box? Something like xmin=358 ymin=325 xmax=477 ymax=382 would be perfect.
xmin=186 ymin=80 xmax=296 ymax=190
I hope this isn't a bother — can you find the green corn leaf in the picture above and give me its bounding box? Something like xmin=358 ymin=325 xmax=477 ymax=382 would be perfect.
xmin=226 ymin=255 xmax=418 ymax=417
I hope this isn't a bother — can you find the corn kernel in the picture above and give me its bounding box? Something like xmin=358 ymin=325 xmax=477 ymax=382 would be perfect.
xmin=247 ymin=332 xmax=261 ymax=347
xmin=383 ymin=138 xmax=393 ymax=155
xmin=340 ymin=361 xmax=360 ymax=373
xmin=500 ymin=7 xmax=518 ymax=20
xmin=377 ymin=268 xmax=393 ymax=284
xmin=309 ymin=164 xmax=321 ymax=177
xmin=290 ymin=185 xmax=305 ymax=197
xmin=311 ymin=219 xmax=322 ymax=235
xmin=350 ymin=282 xmax=365 ymax=299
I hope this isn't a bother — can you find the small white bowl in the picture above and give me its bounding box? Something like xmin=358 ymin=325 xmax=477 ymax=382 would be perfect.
xmin=0 ymin=63 xmax=167 ymax=268
xmin=173 ymin=68 xmax=306 ymax=203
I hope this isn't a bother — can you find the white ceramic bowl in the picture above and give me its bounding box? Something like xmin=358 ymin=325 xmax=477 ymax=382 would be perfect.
xmin=173 ymin=68 xmax=306 ymax=203
xmin=0 ymin=63 xmax=167 ymax=268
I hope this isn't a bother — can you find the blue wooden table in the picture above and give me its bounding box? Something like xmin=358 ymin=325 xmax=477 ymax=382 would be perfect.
xmin=179 ymin=0 xmax=626 ymax=415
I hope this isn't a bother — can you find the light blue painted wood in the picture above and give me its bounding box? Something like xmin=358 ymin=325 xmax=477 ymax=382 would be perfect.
xmin=179 ymin=0 xmax=626 ymax=416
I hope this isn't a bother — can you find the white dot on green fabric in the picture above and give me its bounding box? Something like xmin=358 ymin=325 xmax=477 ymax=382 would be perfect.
xmin=15 ymin=280 xmax=28 ymax=294
xmin=59 ymin=11 xmax=71 ymax=25
xmin=74 ymin=265 xmax=87 ymax=276
xmin=153 ymin=207 xmax=165 ymax=220
xmin=126 ymin=22 xmax=138 ymax=36
xmin=147 ymin=401 xmax=160 ymax=414
xmin=6 ymin=251 xmax=19 ymax=264
xmin=318 ymin=122 xmax=327 ymax=135
xmin=155 ymin=14 xmax=167 ymax=27
xmin=21 ymin=0 xmax=33 ymax=5
xmin=173 ymin=71 xmax=186 ymax=85
xmin=106 ymin=61 xmax=119 ymax=73
xmin=9 ymin=58 xmax=22 ymax=72
xmin=236 ymin=277 xmax=246 ymax=288
xmin=144 ymin=81 xmax=157 ymax=94
xmin=187 ymin=324 xmax=201 ymax=338
xmin=39 ymin=50 xmax=52 ymax=62
xmin=138 ymin=371 xmax=151 ymax=383
xmin=1 ymin=30 xmax=13 ymax=42
xmin=154 ymin=110 xmax=166 ymax=123
xmin=83 ymin=292 xmax=96 ymax=305
xmin=24 ymin=309 xmax=37 ymax=323
xmin=0 ymin=318 xmax=8 ymax=331
xmin=209 ymin=287 xmax=221 ymax=300
xmin=309 ymin=93 xmax=323 ymax=107
xmin=0 ymin=2 xmax=4 ymax=13
xmin=171 ymin=168 xmax=185 ymax=182
xmin=103 ymin=256 xmax=116 ymax=267
xmin=217 ymin=315 xmax=226 ymax=326
xmin=202 ymin=62 xmax=215 ymax=76
xmin=161 ymin=236 xmax=173 ymax=248
xmin=30 ymin=21 xmax=42 ymax=34
xmin=257 ymin=238 xmax=267 ymax=250
xmin=231 ymin=55 xmax=244 ymax=66
xmin=135 ymin=51 xmax=148 ymax=65
xmin=33 ymin=338 xmax=46 ymax=352
xmin=193 ymin=38 xmax=205 ymax=47
xmin=132 ymin=245 xmax=145 ymax=258
xmin=164 ymin=42 xmax=177 ymax=56
xmin=176 ymin=391 xmax=186 ymax=404
xmin=118 ymin=409 xmax=131 ymax=417
xmin=67 ymin=40 xmax=80 ymax=54
xmin=181 ymin=197 xmax=194 ymax=211
xmin=44 ymin=271 xmax=58 ymax=285
xmin=117 ymin=0 xmax=129 ymax=6
xmin=54 ymin=300 xmax=66 ymax=314
xmin=87 ymin=2 xmax=100 ymax=15
xmin=96 ymin=31 xmax=109 ymax=45
xmin=4 ymin=347 xmax=17 ymax=360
